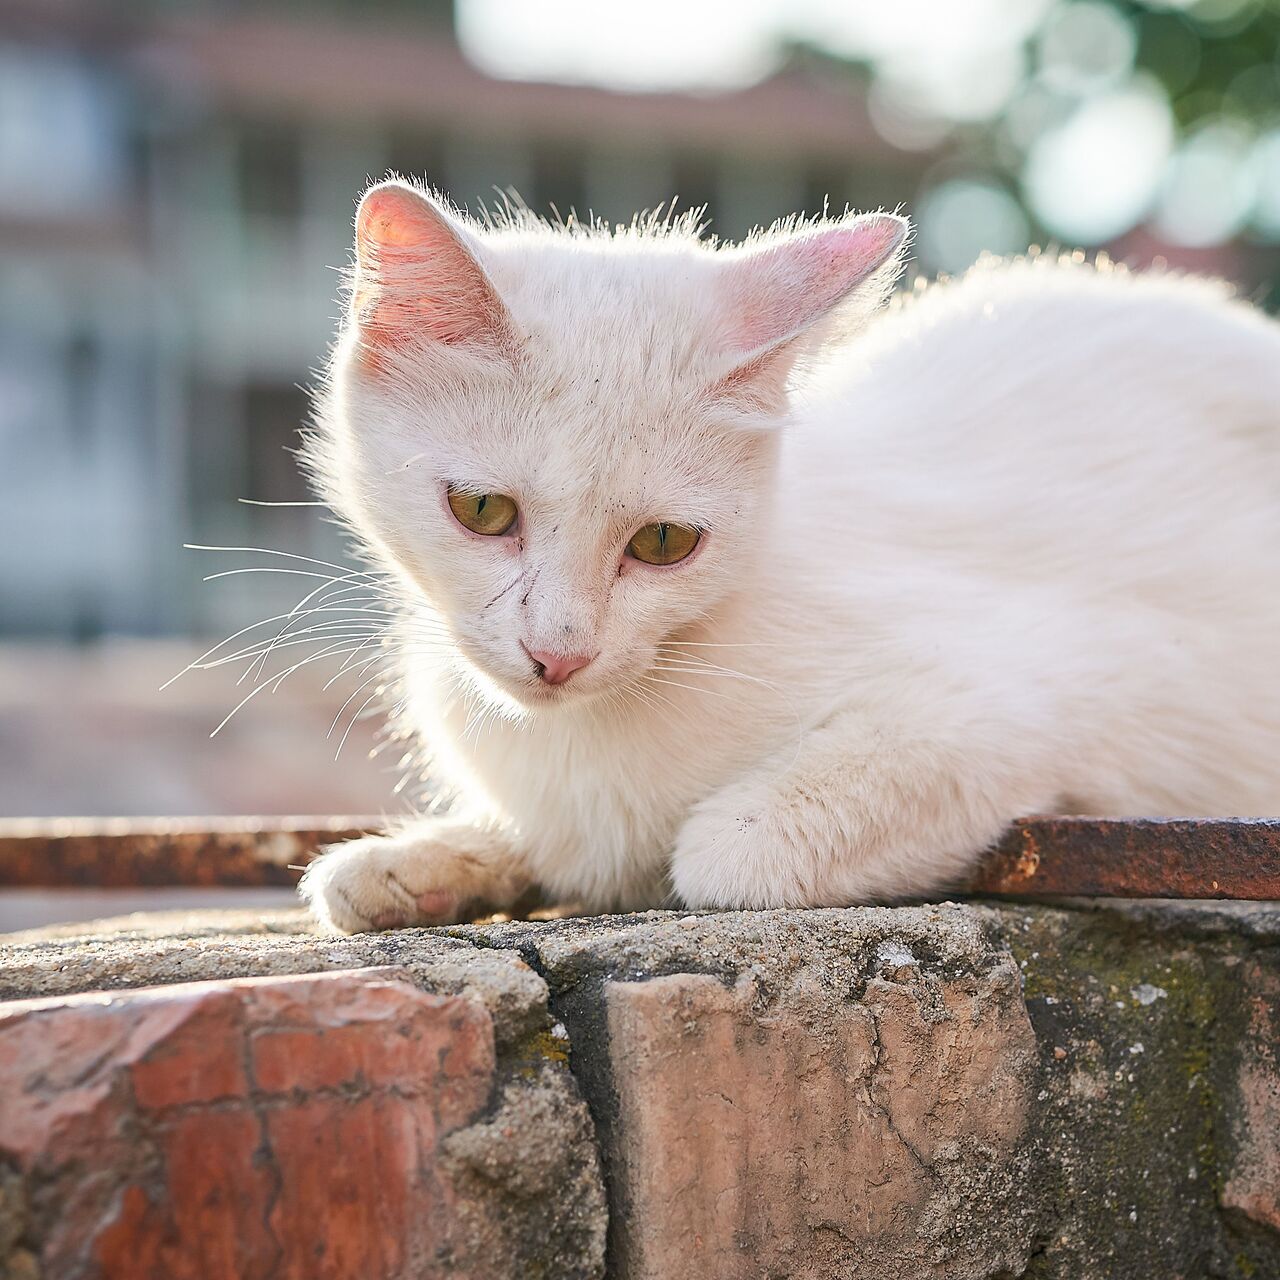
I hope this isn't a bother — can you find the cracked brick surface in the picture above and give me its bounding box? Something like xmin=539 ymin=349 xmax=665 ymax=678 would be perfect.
xmin=604 ymin=962 xmax=1035 ymax=1279
xmin=0 ymin=967 xmax=605 ymax=1279
xmin=5 ymin=901 xmax=1280 ymax=1279
xmin=467 ymin=902 xmax=1280 ymax=1279
xmin=472 ymin=907 xmax=1042 ymax=1278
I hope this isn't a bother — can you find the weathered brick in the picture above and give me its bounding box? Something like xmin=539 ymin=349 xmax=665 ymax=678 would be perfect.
xmin=604 ymin=955 xmax=1037 ymax=1279
xmin=0 ymin=968 xmax=497 ymax=1279
xmin=11 ymin=899 xmax=1280 ymax=1279
xmin=1223 ymin=960 xmax=1280 ymax=1232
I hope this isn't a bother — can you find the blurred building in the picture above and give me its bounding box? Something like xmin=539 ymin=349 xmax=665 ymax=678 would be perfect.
xmin=0 ymin=0 xmax=1276 ymax=824
xmin=0 ymin=0 xmax=926 ymax=641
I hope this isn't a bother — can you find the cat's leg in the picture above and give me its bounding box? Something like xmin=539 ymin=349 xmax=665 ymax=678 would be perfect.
xmin=299 ymin=817 xmax=533 ymax=933
xmin=670 ymin=706 xmax=1045 ymax=909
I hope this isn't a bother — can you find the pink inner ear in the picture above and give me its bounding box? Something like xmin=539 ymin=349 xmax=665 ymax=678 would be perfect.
xmin=729 ymin=217 xmax=905 ymax=357
xmin=355 ymin=185 xmax=509 ymax=353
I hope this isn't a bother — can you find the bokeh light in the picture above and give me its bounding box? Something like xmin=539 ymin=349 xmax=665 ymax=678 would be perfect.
xmin=458 ymin=0 xmax=780 ymax=90
xmin=1037 ymin=1 xmax=1137 ymax=95
xmin=1251 ymin=128 xmax=1280 ymax=239
xmin=1155 ymin=118 xmax=1257 ymax=246
xmin=459 ymin=0 xmax=1280 ymax=268
xmin=1024 ymin=75 xmax=1175 ymax=243
xmin=917 ymin=178 xmax=1032 ymax=272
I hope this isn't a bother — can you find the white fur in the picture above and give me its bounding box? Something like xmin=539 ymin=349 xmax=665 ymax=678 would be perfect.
xmin=299 ymin=182 xmax=1280 ymax=933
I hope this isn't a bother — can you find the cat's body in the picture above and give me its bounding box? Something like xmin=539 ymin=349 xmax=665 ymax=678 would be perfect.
xmin=299 ymin=181 xmax=1280 ymax=932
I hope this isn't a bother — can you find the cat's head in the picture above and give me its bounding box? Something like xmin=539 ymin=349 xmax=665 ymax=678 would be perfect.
xmin=311 ymin=179 xmax=906 ymax=712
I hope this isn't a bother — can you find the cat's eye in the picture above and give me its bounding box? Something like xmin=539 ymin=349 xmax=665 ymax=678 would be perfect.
xmin=448 ymin=487 xmax=518 ymax=537
xmin=626 ymin=522 xmax=700 ymax=566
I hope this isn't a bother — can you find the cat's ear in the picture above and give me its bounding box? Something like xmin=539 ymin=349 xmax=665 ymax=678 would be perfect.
xmin=351 ymin=180 xmax=515 ymax=366
xmin=712 ymin=214 xmax=908 ymax=402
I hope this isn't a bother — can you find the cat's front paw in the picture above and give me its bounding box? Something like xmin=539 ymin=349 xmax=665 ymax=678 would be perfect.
xmin=670 ymin=802 xmax=805 ymax=911
xmin=299 ymin=829 xmax=513 ymax=933
xmin=670 ymin=808 xmax=788 ymax=911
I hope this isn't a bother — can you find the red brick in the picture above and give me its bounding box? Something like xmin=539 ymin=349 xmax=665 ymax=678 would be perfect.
xmin=94 ymin=1113 xmax=279 ymax=1280
xmin=0 ymin=968 xmax=496 ymax=1279
xmin=128 ymin=988 xmax=250 ymax=1108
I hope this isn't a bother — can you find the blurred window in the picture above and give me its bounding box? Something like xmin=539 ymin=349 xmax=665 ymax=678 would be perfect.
xmin=669 ymin=154 xmax=719 ymax=231
xmin=530 ymin=144 xmax=588 ymax=222
xmin=244 ymin=382 xmax=311 ymax=504
xmin=0 ymin=45 xmax=127 ymax=218
xmin=802 ymin=167 xmax=849 ymax=221
xmin=386 ymin=131 xmax=450 ymax=193
xmin=238 ymin=124 xmax=303 ymax=222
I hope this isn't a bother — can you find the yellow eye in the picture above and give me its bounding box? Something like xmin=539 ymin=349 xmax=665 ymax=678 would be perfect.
xmin=626 ymin=522 xmax=700 ymax=566
xmin=447 ymin=487 xmax=518 ymax=536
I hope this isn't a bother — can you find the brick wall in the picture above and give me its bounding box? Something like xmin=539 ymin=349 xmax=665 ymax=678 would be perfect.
xmin=2 ymin=901 xmax=1278 ymax=1278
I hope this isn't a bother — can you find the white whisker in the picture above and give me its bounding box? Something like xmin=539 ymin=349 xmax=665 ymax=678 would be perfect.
xmin=328 ymin=667 xmax=392 ymax=739
xmin=263 ymin=639 xmax=381 ymax=689
xmin=195 ymin=629 xmax=386 ymax=672
xmin=658 ymin=639 xmax=779 ymax=649
xmin=183 ymin=543 xmax=387 ymax=581
xmin=335 ymin=690 xmax=385 ymax=759
xmin=642 ymin=674 xmax=753 ymax=705
xmin=651 ymin=657 xmax=780 ymax=695
xmin=162 ymin=604 xmax=395 ymax=691
xmin=239 ymin=573 xmax=395 ymax=684
xmin=238 ymin=498 xmax=329 ymax=507
xmin=324 ymin=647 xmax=387 ymax=692
xmin=323 ymin=638 xmax=388 ymax=689
xmin=202 ymin=567 xmax=377 ymax=585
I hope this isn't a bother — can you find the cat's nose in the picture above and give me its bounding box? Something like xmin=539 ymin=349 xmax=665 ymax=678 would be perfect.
xmin=522 ymin=645 xmax=594 ymax=685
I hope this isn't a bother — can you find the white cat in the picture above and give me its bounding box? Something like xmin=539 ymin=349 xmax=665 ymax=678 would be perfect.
xmin=298 ymin=178 xmax=1280 ymax=933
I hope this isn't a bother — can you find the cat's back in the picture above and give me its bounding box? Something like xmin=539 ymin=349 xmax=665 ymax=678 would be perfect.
xmin=813 ymin=253 xmax=1278 ymax=441
xmin=789 ymin=254 xmax=1280 ymax=572
xmin=767 ymin=250 xmax=1280 ymax=689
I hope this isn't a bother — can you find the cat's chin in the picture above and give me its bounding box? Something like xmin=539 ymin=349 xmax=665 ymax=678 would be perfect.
xmin=462 ymin=661 xmax=605 ymax=714
xmin=512 ymin=677 xmax=603 ymax=711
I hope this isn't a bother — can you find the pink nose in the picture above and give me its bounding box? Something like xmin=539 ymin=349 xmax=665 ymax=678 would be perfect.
xmin=523 ymin=646 xmax=594 ymax=685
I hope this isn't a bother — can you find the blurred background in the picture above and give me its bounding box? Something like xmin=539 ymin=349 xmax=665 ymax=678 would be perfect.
xmin=1 ymin=0 xmax=1278 ymax=820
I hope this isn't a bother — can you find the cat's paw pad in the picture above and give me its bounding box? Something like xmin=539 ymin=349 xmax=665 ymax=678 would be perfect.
xmin=298 ymin=835 xmax=469 ymax=934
